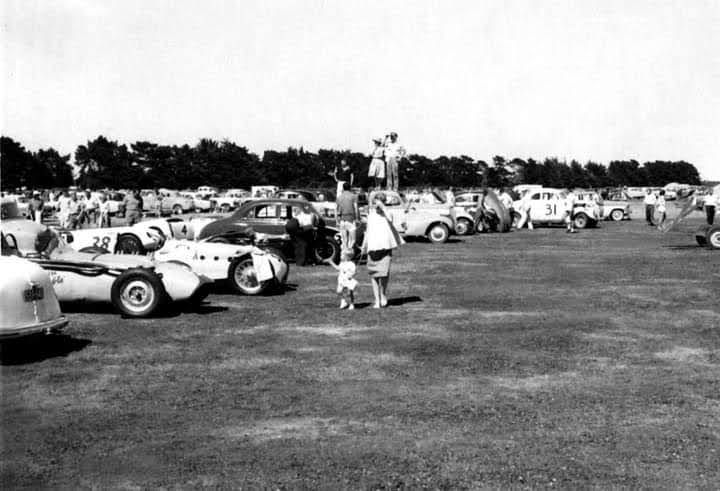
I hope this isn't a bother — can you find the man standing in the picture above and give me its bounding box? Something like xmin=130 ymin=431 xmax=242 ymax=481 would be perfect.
xmin=564 ymin=189 xmax=577 ymax=233
xmin=123 ymin=189 xmax=143 ymax=226
xmin=336 ymin=182 xmax=359 ymax=255
xmin=643 ymin=188 xmax=657 ymax=226
xmin=499 ymin=187 xmax=514 ymax=216
xmin=705 ymin=185 xmax=719 ymax=225
xmin=384 ymin=132 xmax=405 ymax=191
xmin=332 ymin=158 xmax=354 ymax=199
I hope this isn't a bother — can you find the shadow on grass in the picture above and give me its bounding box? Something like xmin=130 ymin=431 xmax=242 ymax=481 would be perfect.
xmin=60 ymin=301 xmax=228 ymax=318
xmin=354 ymin=296 xmax=423 ymax=309
xmin=0 ymin=334 xmax=92 ymax=365
xmin=664 ymin=244 xmax=705 ymax=250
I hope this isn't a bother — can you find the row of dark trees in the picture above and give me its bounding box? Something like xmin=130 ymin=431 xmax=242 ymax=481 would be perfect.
xmin=1 ymin=135 xmax=702 ymax=191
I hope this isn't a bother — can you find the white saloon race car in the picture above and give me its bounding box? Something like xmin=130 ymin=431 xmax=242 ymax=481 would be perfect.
xmin=1 ymin=220 xmax=213 ymax=318
xmin=513 ymin=188 xmax=601 ymax=229
xmin=0 ymin=255 xmax=68 ymax=340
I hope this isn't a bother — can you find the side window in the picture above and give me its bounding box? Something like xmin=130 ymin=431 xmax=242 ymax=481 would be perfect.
xmin=530 ymin=193 xmax=541 ymax=200
xmin=387 ymin=195 xmax=402 ymax=206
xmin=281 ymin=206 xmax=298 ymax=219
xmin=254 ymin=205 xmax=278 ymax=218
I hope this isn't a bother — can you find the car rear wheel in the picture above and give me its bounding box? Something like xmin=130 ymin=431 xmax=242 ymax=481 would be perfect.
xmin=707 ymin=227 xmax=720 ymax=249
xmin=313 ymin=236 xmax=340 ymax=264
xmin=221 ymin=204 xmax=231 ymax=213
xmin=610 ymin=209 xmax=624 ymax=221
xmin=173 ymin=205 xmax=183 ymax=215
xmin=115 ymin=234 xmax=144 ymax=254
xmin=111 ymin=269 xmax=164 ymax=317
xmin=455 ymin=217 xmax=473 ymax=236
xmin=228 ymin=256 xmax=268 ymax=295
xmin=573 ymin=213 xmax=589 ymax=229
xmin=427 ymin=223 xmax=449 ymax=243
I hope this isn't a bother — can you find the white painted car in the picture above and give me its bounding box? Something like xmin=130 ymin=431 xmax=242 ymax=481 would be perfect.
xmin=1 ymin=223 xmax=213 ymax=318
xmin=406 ymin=191 xmax=474 ymax=235
xmin=0 ymin=255 xmax=68 ymax=340
xmin=151 ymin=238 xmax=289 ymax=295
xmin=366 ymin=191 xmax=456 ymax=243
xmin=512 ymin=188 xmax=601 ymax=229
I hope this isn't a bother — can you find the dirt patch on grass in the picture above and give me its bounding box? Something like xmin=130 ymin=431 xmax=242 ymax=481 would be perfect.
xmin=655 ymin=347 xmax=715 ymax=365
xmin=216 ymin=417 xmax=375 ymax=442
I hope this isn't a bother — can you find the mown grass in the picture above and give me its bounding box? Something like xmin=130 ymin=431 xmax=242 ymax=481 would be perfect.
xmin=2 ymin=205 xmax=719 ymax=488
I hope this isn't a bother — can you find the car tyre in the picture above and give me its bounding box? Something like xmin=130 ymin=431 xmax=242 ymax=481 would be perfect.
xmin=427 ymin=223 xmax=449 ymax=243
xmin=221 ymin=204 xmax=231 ymax=213
xmin=707 ymin=227 xmax=720 ymax=249
xmin=172 ymin=204 xmax=183 ymax=215
xmin=573 ymin=213 xmax=589 ymax=229
xmin=228 ymin=256 xmax=268 ymax=295
xmin=610 ymin=209 xmax=624 ymax=221
xmin=111 ymin=268 xmax=165 ymax=317
xmin=115 ymin=234 xmax=144 ymax=254
xmin=455 ymin=217 xmax=473 ymax=236
xmin=313 ymin=236 xmax=341 ymax=264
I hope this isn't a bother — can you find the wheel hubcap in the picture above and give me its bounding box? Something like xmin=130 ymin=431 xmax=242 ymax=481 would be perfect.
xmin=710 ymin=232 xmax=720 ymax=247
xmin=236 ymin=262 xmax=258 ymax=287
xmin=120 ymin=280 xmax=154 ymax=313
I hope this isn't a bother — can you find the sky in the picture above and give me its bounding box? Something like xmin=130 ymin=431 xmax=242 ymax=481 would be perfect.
xmin=2 ymin=0 xmax=720 ymax=180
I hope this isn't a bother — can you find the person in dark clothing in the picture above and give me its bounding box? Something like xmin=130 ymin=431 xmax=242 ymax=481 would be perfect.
xmin=286 ymin=213 xmax=316 ymax=266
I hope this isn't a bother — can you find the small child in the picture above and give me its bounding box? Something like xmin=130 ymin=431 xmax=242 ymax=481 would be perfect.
xmin=326 ymin=252 xmax=358 ymax=310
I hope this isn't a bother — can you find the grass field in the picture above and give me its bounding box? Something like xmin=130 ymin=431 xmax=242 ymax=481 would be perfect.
xmin=2 ymin=204 xmax=719 ymax=488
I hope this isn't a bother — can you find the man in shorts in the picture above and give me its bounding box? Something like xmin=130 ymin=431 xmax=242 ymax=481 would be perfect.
xmin=384 ymin=132 xmax=405 ymax=191
xmin=336 ymin=182 xmax=359 ymax=255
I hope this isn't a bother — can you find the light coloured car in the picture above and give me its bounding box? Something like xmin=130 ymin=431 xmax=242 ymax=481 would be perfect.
xmin=405 ymin=191 xmax=474 ymax=235
xmin=180 ymin=191 xmax=214 ymax=212
xmin=512 ymin=188 xmax=601 ymax=229
xmin=152 ymin=237 xmax=289 ymax=295
xmin=0 ymin=254 xmax=68 ymax=340
xmin=1 ymin=223 xmax=213 ymax=318
xmin=157 ymin=189 xmax=195 ymax=215
xmin=367 ymin=191 xmax=456 ymax=243
xmin=575 ymin=190 xmax=631 ymax=221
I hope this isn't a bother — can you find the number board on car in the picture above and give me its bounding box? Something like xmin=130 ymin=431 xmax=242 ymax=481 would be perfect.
xmin=23 ymin=285 xmax=44 ymax=302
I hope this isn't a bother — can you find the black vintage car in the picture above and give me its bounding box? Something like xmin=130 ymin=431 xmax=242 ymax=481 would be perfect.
xmin=197 ymin=199 xmax=342 ymax=263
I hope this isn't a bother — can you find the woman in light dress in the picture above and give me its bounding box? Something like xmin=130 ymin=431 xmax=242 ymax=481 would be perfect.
xmin=360 ymin=192 xmax=404 ymax=308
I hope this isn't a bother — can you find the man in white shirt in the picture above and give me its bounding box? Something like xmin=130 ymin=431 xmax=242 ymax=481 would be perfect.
xmin=643 ymin=189 xmax=657 ymax=225
xmin=384 ymin=132 xmax=405 ymax=191
xmin=705 ymin=185 xmax=719 ymax=225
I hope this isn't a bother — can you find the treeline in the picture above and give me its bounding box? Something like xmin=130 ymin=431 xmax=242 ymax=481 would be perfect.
xmin=1 ymin=135 xmax=702 ymax=191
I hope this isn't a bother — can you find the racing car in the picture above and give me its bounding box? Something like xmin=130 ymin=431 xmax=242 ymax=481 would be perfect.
xmin=1 ymin=220 xmax=213 ymax=318
xmin=149 ymin=232 xmax=289 ymax=295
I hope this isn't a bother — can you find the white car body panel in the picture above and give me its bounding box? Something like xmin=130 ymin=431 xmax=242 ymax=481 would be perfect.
xmin=0 ymin=256 xmax=68 ymax=340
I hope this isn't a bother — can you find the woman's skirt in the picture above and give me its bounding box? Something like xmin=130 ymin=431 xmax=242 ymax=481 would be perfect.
xmin=367 ymin=249 xmax=392 ymax=278
xmin=368 ymin=158 xmax=385 ymax=178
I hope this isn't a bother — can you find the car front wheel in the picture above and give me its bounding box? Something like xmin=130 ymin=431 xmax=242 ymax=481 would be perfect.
xmin=427 ymin=223 xmax=449 ymax=243
xmin=111 ymin=269 xmax=164 ymax=317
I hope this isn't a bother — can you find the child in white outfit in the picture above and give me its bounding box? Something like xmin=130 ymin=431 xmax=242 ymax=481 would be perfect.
xmin=326 ymin=252 xmax=358 ymax=309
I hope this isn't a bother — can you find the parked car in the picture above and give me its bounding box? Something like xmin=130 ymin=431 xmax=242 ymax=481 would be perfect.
xmin=196 ymin=199 xmax=342 ymax=263
xmin=276 ymin=189 xmax=337 ymax=218
xmin=180 ymin=191 xmax=214 ymax=212
xmin=512 ymin=188 xmax=601 ymax=229
xmin=1 ymin=224 xmax=213 ymax=318
xmin=575 ymin=190 xmax=631 ymax=221
xmin=0 ymin=254 xmax=68 ymax=340
xmin=405 ymin=191 xmax=474 ymax=235
xmin=154 ymin=189 xmax=194 ymax=215
xmin=365 ymin=191 xmax=456 ymax=244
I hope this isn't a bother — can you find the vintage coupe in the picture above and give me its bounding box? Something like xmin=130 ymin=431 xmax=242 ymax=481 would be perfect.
xmin=365 ymin=191 xmax=456 ymax=244
xmin=404 ymin=191 xmax=475 ymax=235
xmin=196 ymin=199 xmax=342 ymax=263
xmin=1 ymin=221 xmax=213 ymax=318
xmin=0 ymin=255 xmax=68 ymax=340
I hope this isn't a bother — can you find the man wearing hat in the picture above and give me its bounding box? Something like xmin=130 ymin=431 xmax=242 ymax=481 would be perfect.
xmin=384 ymin=132 xmax=405 ymax=191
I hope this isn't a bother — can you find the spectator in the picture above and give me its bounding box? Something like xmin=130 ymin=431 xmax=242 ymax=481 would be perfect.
xmin=97 ymin=193 xmax=111 ymax=227
xmin=705 ymin=186 xmax=718 ymax=225
xmin=656 ymin=190 xmax=667 ymax=226
xmin=564 ymin=189 xmax=577 ymax=233
xmin=332 ymin=158 xmax=354 ymax=200
xmin=57 ymin=191 xmax=72 ymax=228
xmin=29 ymin=192 xmax=44 ymax=224
xmin=336 ymin=182 xmax=359 ymax=255
xmin=368 ymin=138 xmax=385 ymax=190
xmin=643 ymin=189 xmax=657 ymax=226
xmin=123 ymin=190 xmax=143 ymax=226
xmin=384 ymin=132 xmax=405 ymax=191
